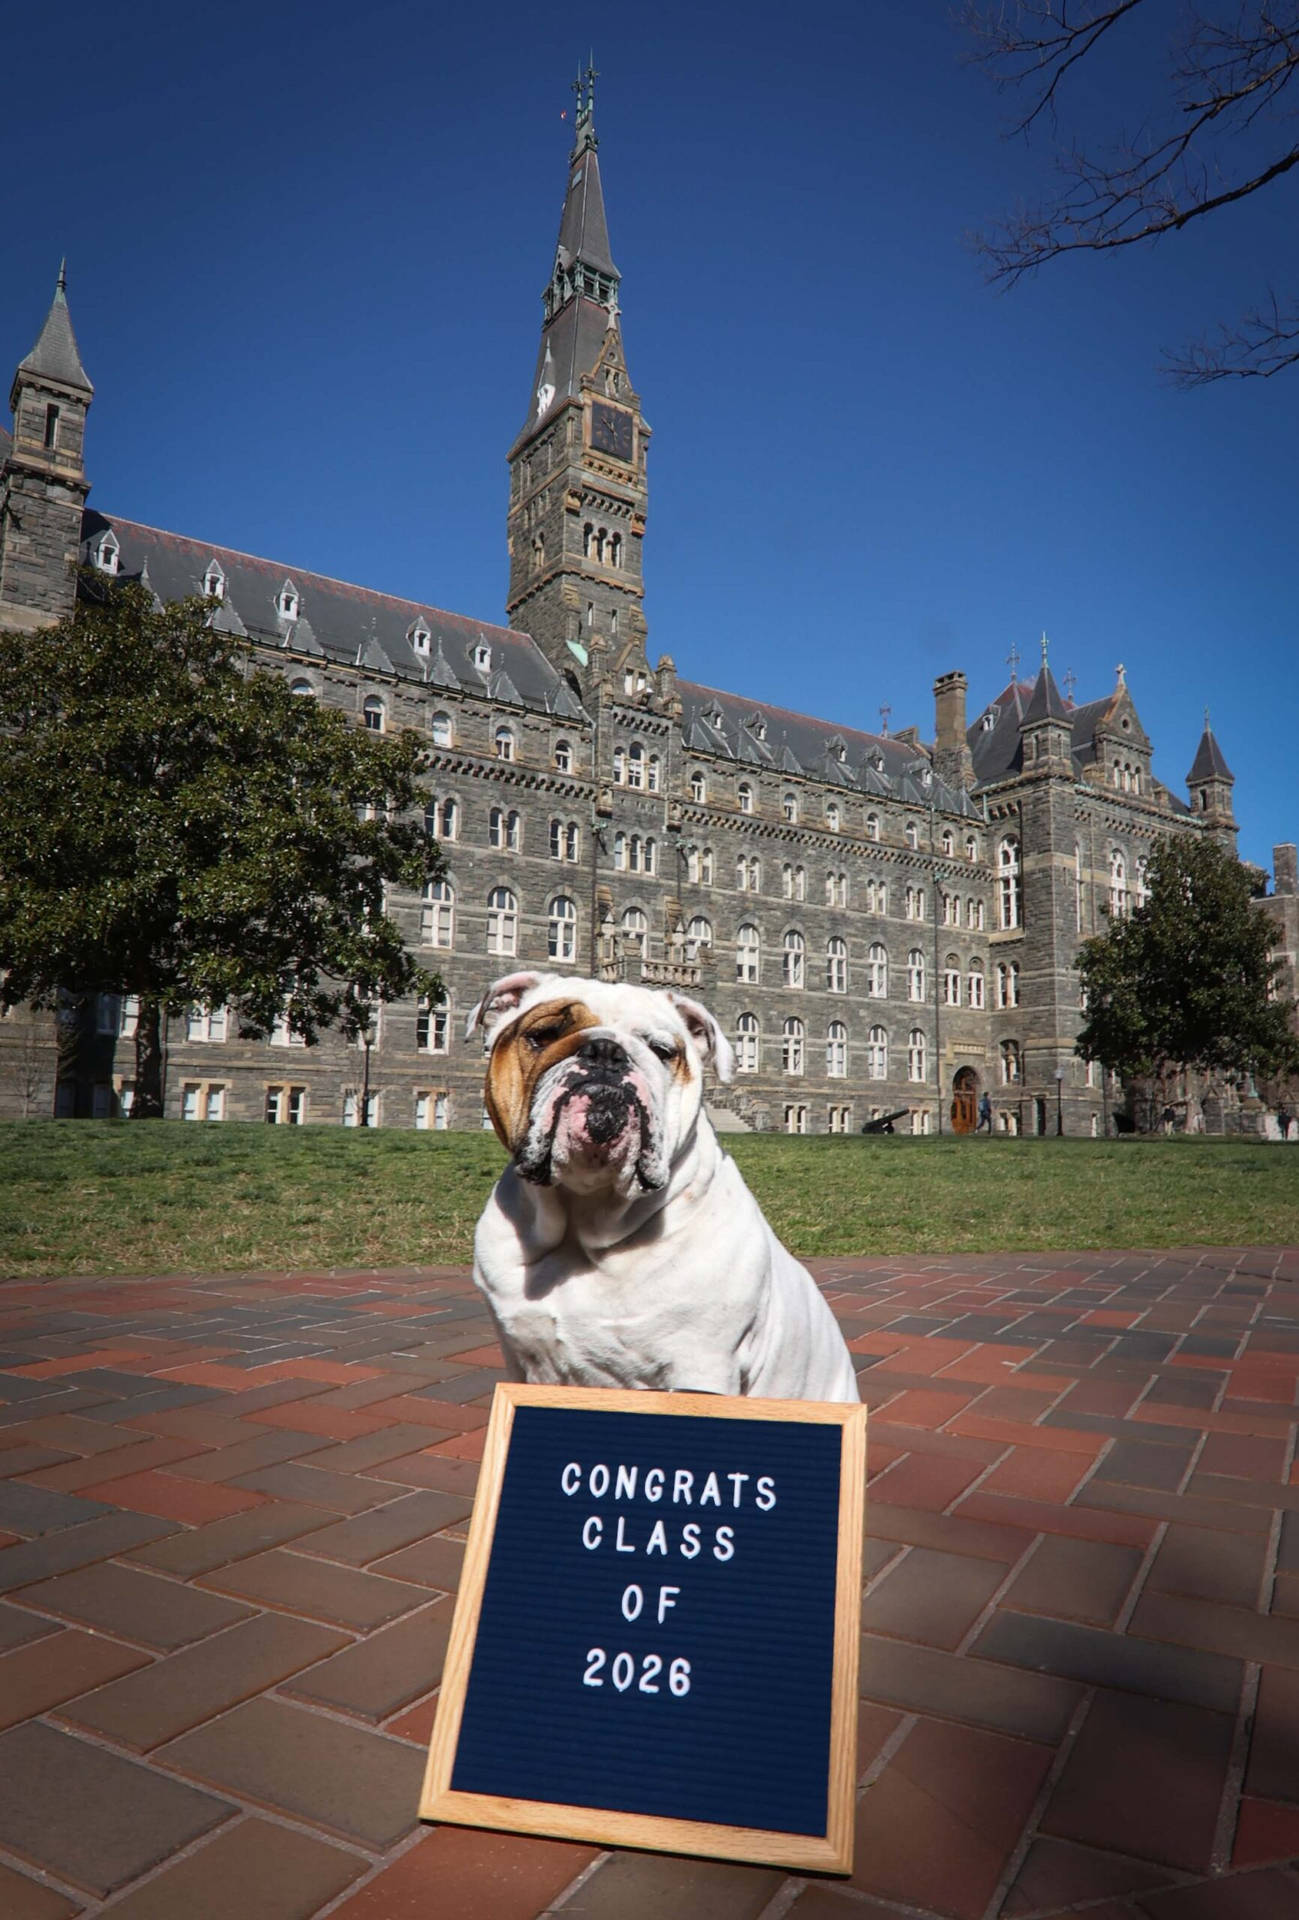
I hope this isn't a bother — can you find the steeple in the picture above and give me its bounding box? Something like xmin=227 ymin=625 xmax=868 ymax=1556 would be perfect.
xmin=1187 ymin=712 xmax=1236 ymax=850
xmin=13 ymin=263 xmax=93 ymax=403
xmin=506 ymin=74 xmax=650 ymax=690
xmin=0 ymin=265 xmax=93 ymax=633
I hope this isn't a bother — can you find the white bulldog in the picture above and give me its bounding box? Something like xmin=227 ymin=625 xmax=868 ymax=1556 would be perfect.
xmin=466 ymin=971 xmax=860 ymax=1404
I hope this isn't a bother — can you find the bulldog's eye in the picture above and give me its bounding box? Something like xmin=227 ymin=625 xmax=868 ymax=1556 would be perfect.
xmin=647 ymin=1038 xmax=679 ymax=1063
xmin=527 ymin=1023 xmax=566 ymax=1051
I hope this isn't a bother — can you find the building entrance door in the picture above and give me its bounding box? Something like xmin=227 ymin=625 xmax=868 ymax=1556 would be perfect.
xmin=951 ymin=1067 xmax=977 ymax=1135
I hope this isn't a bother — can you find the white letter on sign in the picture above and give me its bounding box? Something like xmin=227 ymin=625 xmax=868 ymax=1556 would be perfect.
xmin=621 ymin=1583 xmax=644 ymax=1621
xmin=581 ymin=1516 xmax=603 ymax=1550
xmin=561 ymin=1462 xmax=581 ymax=1495
xmin=657 ymin=1584 xmax=680 ymax=1623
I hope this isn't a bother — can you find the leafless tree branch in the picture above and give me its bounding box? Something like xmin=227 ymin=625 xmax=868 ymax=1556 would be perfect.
xmin=964 ymin=3 xmax=1299 ymax=378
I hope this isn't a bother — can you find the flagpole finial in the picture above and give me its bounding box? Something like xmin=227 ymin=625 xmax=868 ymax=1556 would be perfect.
xmin=1040 ymin=630 xmax=1049 ymax=666
xmin=1204 ymin=704 xmax=1211 ymax=730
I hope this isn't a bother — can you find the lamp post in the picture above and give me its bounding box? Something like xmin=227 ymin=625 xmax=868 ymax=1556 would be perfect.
xmin=1054 ymin=1066 xmax=1064 ymax=1138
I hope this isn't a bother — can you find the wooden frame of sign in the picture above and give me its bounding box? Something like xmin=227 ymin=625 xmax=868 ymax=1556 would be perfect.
xmin=421 ymin=1383 xmax=867 ymax=1873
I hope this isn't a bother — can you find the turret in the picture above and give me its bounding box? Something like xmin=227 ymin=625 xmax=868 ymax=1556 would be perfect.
xmin=1187 ymin=712 xmax=1237 ymax=852
xmin=0 ymin=265 xmax=93 ymax=632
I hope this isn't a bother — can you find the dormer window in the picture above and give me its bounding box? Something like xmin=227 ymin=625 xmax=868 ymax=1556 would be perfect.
xmin=473 ymin=641 xmax=492 ymax=673
xmin=93 ymin=530 xmax=120 ymax=575
xmin=409 ymin=620 xmax=431 ymax=656
xmin=277 ymin=580 xmax=299 ymax=621
xmin=747 ymin=712 xmax=767 ymax=742
xmin=981 ymin=710 xmax=996 ymax=732
xmin=203 ymin=560 xmax=225 ymax=601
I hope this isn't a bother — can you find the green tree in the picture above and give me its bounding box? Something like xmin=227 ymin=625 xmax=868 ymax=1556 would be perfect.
xmin=1076 ymin=834 xmax=1299 ymax=1126
xmin=0 ymin=581 xmax=445 ymax=1116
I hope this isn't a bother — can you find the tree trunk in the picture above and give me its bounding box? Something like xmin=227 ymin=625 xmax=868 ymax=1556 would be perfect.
xmin=133 ymin=997 xmax=165 ymax=1118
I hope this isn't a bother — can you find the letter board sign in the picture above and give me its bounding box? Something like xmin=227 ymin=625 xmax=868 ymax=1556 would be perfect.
xmin=421 ymin=1384 xmax=866 ymax=1872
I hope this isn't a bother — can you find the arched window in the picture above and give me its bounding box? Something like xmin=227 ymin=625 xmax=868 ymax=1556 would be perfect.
xmin=203 ymin=560 xmax=225 ymax=600
xmin=736 ymin=923 xmax=760 ymax=984
xmin=614 ymin=831 xmax=627 ymax=871
xmin=826 ymin=937 xmax=848 ymax=993
xmin=908 ymin=1028 xmax=928 ymax=1083
xmin=866 ymin=813 xmax=880 ymax=842
xmin=700 ymin=848 xmax=714 ymax=885
xmin=997 ymin=837 xmax=1021 ymax=929
xmin=610 ymin=532 xmax=623 ymax=567
xmin=289 ymin=678 xmax=316 ymax=698
xmin=426 ymin=797 xmax=458 ymax=841
xmin=905 ymin=885 xmax=926 ymax=921
xmin=690 ymin=769 xmax=707 ymax=803
xmin=1000 ymin=1039 xmax=1021 ymax=1085
xmin=943 ymin=955 xmax=961 ymax=1006
xmin=582 ymin=522 xmax=594 ymax=558
xmin=621 ymin=905 xmax=647 ymax=949
xmin=1135 ymin=856 xmax=1150 ymax=909
xmin=549 ymin=818 xmax=563 ymax=858
xmin=907 ymin=948 xmax=926 ymax=1001
xmin=905 ymin=821 xmax=919 ymax=850
xmin=783 ymin=929 xmax=806 ymax=989
xmin=783 ymin=792 xmax=799 ymax=824
xmin=737 ymin=856 xmax=749 ymax=892
xmin=686 ymin=846 xmax=700 ymax=884
xmin=686 ymin=915 xmax=713 ymax=950
xmin=735 ymin=1013 xmax=759 ymax=1074
xmin=967 ymin=958 xmax=985 ymax=1009
xmin=866 ymin=1026 xmax=888 ymax=1080
xmin=1110 ymin=850 xmax=1127 ymax=918
xmin=421 ymin=880 xmax=454 ymax=948
xmin=782 ymin=1017 xmax=805 ymax=1075
xmin=627 ymin=742 xmax=645 ymax=790
xmin=431 ymin=711 xmax=453 ymax=748
xmin=553 ymin=738 xmax=572 ymax=772
xmin=782 ymin=864 xmax=794 ymax=900
xmin=363 ymin=696 xmax=385 ymax=733
xmin=941 ymin=829 xmax=954 ymax=856
xmin=826 ymin=1021 xmax=848 ymax=1078
xmin=494 ymin=725 xmax=515 ymax=761
xmin=794 ymin=866 xmax=806 ymax=902
xmin=487 ymin=887 xmax=518 ymax=956
xmin=826 ymin=801 xmax=841 ymax=833
xmin=965 ymin=834 xmax=978 ymax=862
xmin=994 ymin=959 xmax=1020 ymax=1009
xmin=867 ymin=943 xmax=888 ymax=998
xmin=738 ymin=782 xmax=754 ymax=814
xmin=566 ymin=823 xmax=579 ymax=861
xmin=548 ymin=895 xmax=577 ymax=962
xmin=612 ymin=746 xmax=625 ymax=784
xmin=647 ymin=754 xmax=661 ymax=793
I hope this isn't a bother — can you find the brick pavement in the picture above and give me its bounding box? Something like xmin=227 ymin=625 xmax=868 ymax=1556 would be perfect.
xmin=1 ymin=1248 xmax=1299 ymax=1918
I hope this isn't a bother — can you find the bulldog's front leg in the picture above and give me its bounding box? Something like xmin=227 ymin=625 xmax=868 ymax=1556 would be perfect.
xmin=473 ymin=1163 xmax=569 ymax=1381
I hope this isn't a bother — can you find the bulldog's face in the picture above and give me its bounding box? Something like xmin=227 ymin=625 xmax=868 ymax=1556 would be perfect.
xmin=467 ymin=973 xmax=734 ymax=1197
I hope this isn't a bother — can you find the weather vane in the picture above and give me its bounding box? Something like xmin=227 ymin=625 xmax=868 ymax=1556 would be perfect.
xmin=1063 ymin=667 xmax=1077 ymax=701
xmin=1040 ymin=630 xmax=1049 ymax=665
xmin=878 ymin=704 xmax=891 ymax=737
xmin=1006 ymin=641 xmax=1020 ymax=675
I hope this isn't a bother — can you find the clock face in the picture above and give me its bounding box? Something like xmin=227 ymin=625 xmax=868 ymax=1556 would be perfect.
xmin=590 ymin=401 xmax=633 ymax=462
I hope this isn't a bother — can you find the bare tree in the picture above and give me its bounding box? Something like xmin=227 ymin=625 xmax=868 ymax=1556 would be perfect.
xmin=965 ymin=2 xmax=1299 ymax=383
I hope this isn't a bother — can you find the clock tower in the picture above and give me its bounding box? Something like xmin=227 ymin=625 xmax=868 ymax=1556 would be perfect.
xmin=506 ymin=68 xmax=650 ymax=692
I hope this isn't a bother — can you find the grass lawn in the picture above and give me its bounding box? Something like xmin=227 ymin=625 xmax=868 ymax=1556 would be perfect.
xmin=2 ymin=1122 xmax=1297 ymax=1281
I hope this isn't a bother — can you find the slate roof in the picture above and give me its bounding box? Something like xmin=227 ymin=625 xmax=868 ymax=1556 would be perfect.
xmin=556 ymin=132 xmax=617 ymax=279
xmin=16 ymin=268 xmax=92 ymax=395
xmin=76 ymin=511 xmax=589 ymax=720
xmin=1022 ymin=661 xmax=1069 ymax=724
xmin=967 ymin=674 xmax=1190 ymax=813
xmin=677 ymin=680 xmax=979 ymax=817
xmin=1188 ymin=724 xmax=1234 ymax=784
xmin=519 ymin=112 xmax=621 ymax=441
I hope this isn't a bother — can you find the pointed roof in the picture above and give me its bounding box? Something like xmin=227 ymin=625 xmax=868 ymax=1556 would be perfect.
xmin=1188 ymin=721 xmax=1233 ymax=785
xmin=16 ymin=263 xmax=93 ymax=396
xmin=555 ymin=109 xmax=617 ymax=280
xmin=1021 ymin=661 xmax=1069 ymax=725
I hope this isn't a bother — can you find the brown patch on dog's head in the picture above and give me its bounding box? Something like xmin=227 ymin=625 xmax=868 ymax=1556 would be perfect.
xmin=484 ymin=997 xmax=600 ymax=1150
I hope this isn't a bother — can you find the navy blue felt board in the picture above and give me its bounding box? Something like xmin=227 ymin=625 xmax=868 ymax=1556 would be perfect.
xmin=451 ymin=1404 xmax=842 ymax=1836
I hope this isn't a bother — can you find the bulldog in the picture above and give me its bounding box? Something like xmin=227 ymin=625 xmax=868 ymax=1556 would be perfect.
xmin=466 ymin=970 xmax=860 ymax=1404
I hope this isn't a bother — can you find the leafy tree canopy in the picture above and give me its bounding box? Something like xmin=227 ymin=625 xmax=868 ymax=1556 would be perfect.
xmin=1076 ymin=834 xmax=1299 ymax=1107
xmin=0 ymin=581 xmax=446 ymax=1113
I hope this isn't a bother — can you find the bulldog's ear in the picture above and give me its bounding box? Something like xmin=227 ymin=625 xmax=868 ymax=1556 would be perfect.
xmin=666 ymin=991 xmax=735 ymax=1085
xmin=465 ymin=971 xmax=547 ymax=1043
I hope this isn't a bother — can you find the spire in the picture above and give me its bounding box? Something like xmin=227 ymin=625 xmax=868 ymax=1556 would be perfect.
xmin=1188 ymin=717 xmax=1233 ymax=785
xmin=1022 ymin=658 xmax=1069 ymax=725
xmin=15 ymin=263 xmax=92 ymax=397
xmin=519 ymin=62 xmax=623 ymax=435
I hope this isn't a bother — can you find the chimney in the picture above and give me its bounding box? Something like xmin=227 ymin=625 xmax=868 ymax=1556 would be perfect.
xmin=1275 ymin=844 xmax=1298 ymax=896
xmin=933 ymin=671 xmax=975 ymax=790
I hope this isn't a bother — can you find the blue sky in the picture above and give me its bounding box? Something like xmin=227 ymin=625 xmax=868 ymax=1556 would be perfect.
xmin=5 ymin=1 xmax=1294 ymax=870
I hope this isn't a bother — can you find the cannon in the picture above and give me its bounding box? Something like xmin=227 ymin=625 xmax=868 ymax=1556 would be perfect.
xmin=860 ymin=1109 xmax=909 ymax=1136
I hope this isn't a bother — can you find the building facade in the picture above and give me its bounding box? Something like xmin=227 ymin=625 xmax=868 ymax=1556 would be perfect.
xmin=2 ymin=85 xmax=1292 ymax=1134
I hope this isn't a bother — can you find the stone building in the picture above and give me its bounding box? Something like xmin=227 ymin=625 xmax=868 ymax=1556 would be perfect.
xmin=0 ymin=84 xmax=1289 ymax=1133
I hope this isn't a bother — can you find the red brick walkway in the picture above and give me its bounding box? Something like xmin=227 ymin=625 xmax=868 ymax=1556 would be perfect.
xmin=2 ymin=1249 xmax=1299 ymax=1919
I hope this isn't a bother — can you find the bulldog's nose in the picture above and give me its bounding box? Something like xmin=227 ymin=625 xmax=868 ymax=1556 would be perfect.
xmin=578 ymin=1035 xmax=629 ymax=1073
